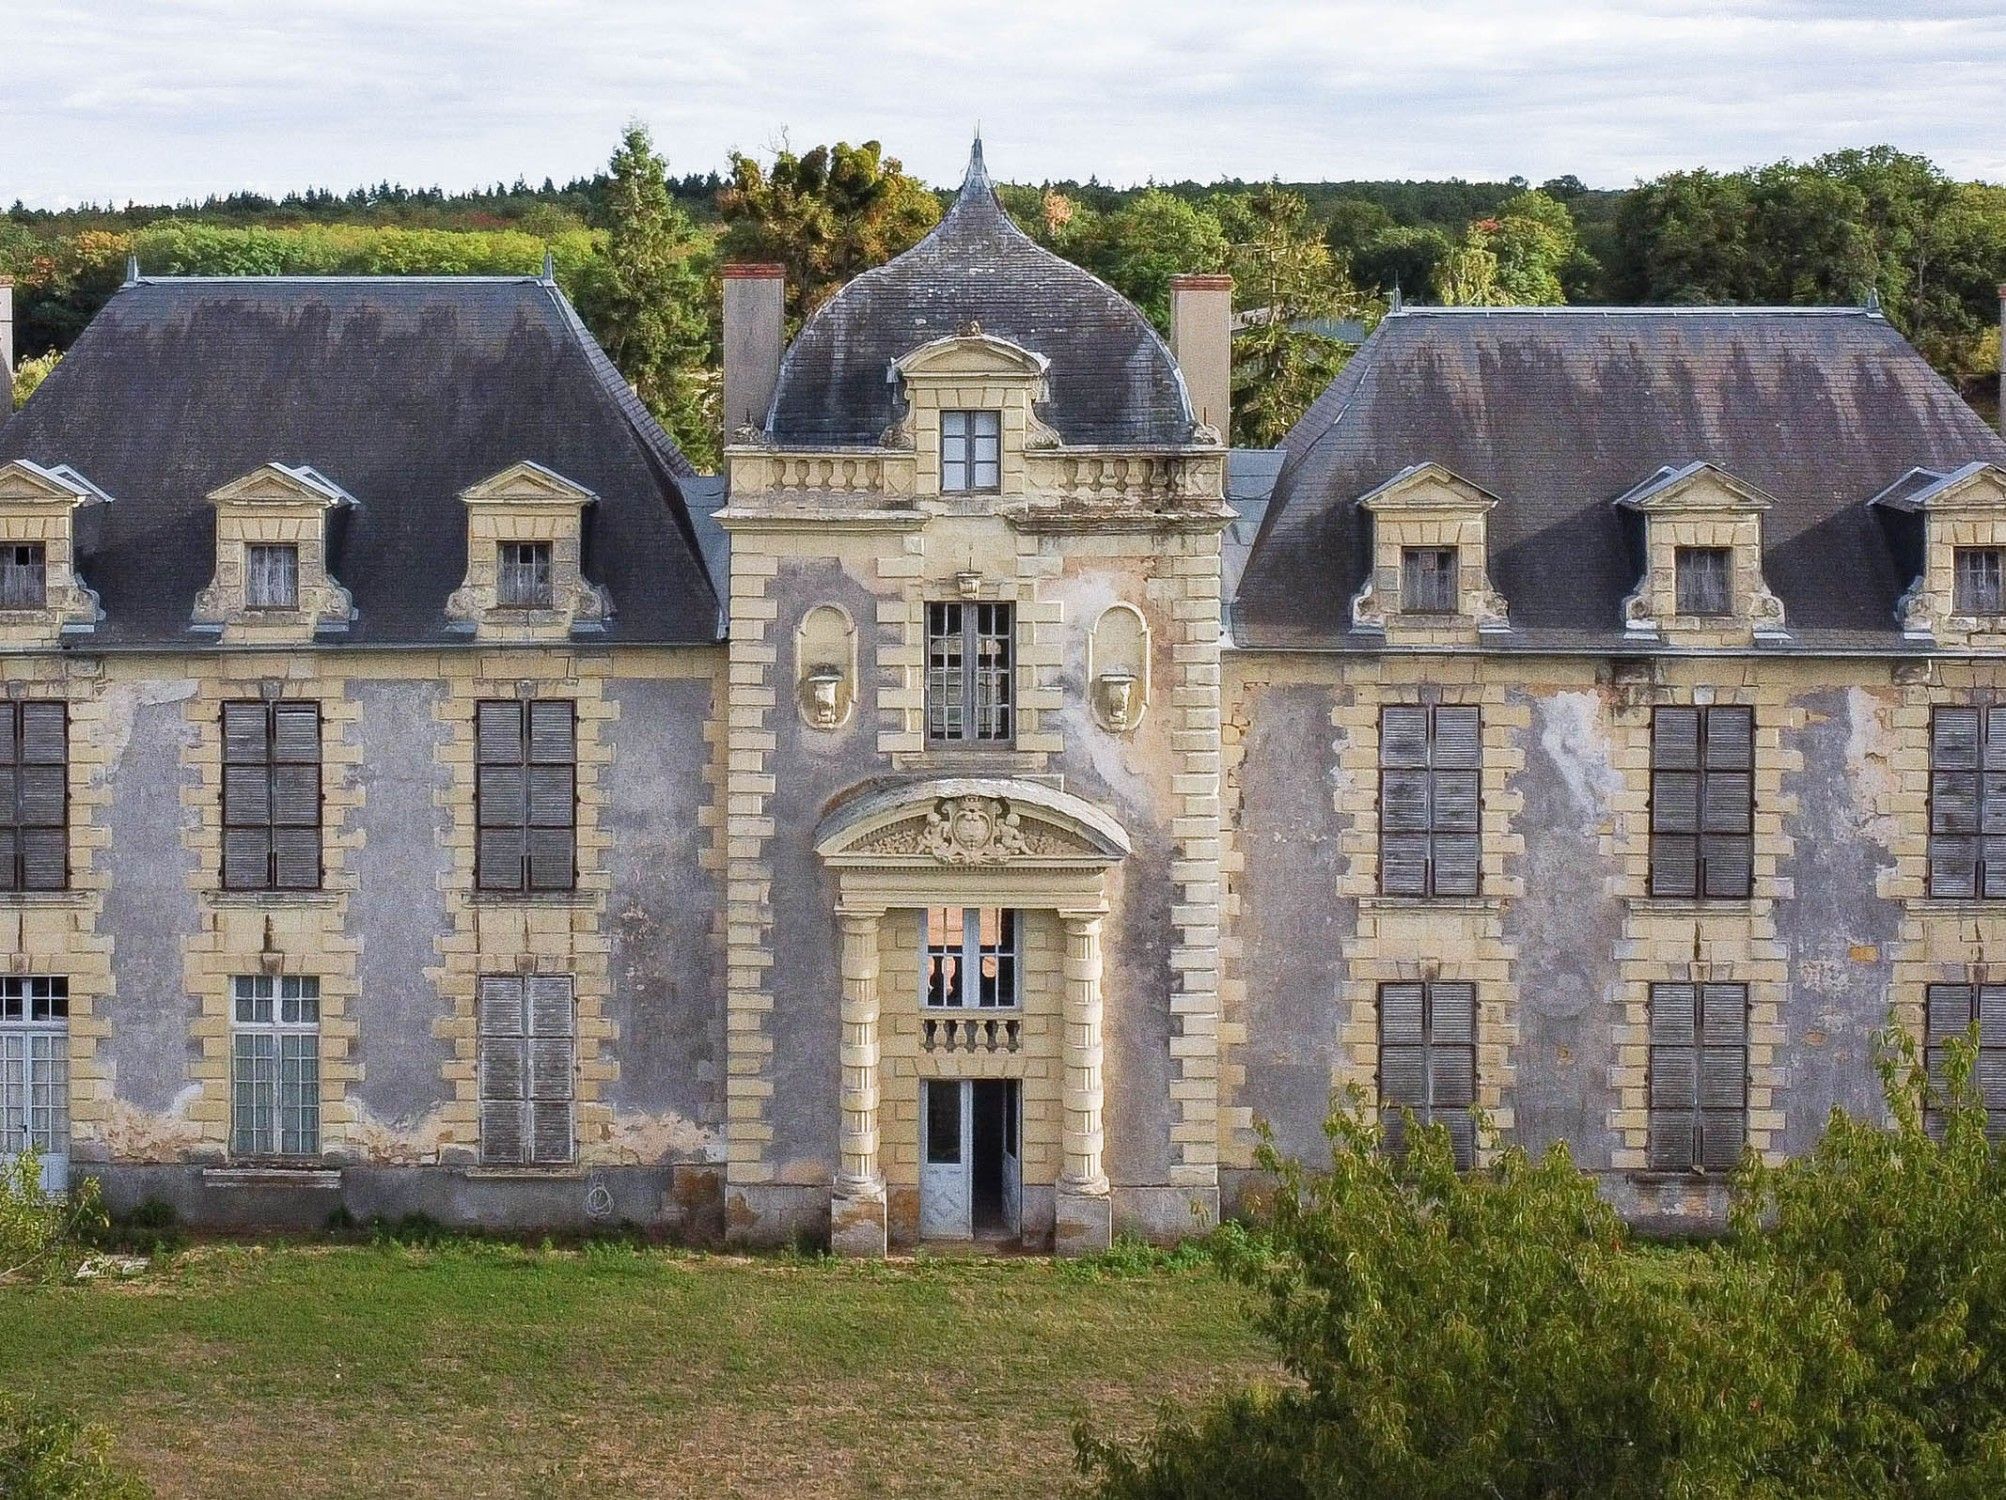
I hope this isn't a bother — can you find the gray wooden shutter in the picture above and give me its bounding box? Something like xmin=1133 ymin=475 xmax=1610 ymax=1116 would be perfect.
xmin=1651 ymin=708 xmax=1701 ymax=898
xmin=1428 ymin=983 xmax=1478 ymax=1168
xmin=1648 ymin=983 xmax=1699 ymax=1171
xmin=526 ymin=703 xmax=575 ymax=892
xmin=1701 ymin=708 xmax=1754 ymax=897
xmin=476 ymin=702 xmax=527 ymax=892
xmin=16 ymin=704 xmax=65 ymax=891
xmin=478 ymin=975 xmax=528 ymax=1165
xmin=1933 ymin=709 xmax=1982 ymax=897
xmin=271 ymin=705 xmax=321 ymax=890
xmin=527 ymin=975 xmax=575 ymax=1165
xmin=1697 ymin=984 xmax=1748 ymax=1171
xmin=1378 ymin=981 xmax=1427 ymax=1153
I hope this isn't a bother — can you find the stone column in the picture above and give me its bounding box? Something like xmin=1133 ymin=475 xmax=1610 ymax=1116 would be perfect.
xmin=831 ymin=907 xmax=887 ymax=1257
xmin=1056 ymin=910 xmax=1113 ymax=1254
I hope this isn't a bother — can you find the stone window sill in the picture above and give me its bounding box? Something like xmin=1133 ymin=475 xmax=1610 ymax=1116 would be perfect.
xmin=1624 ymin=896 xmax=1759 ymax=915
xmin=0 ymin=889 xmax=92 ymax=908
xmin=1626 ymin=1171 xmax=1733 ymax=1187
xmin=460 ymin=1165 xmax=584 ymax=1180
xmin=202 ymin=1165 xmax=343 ymax=1189
xmin=1359 ymin=895 xmax=1503 ymax=913
xmin=467 ymin=890 xmax=595 ymax=909
xmin=208 ymin=889 xmax=342 ymax=908
xmin=1905 ymin=897 xmax=2006 ymax=914
xmin=894 ymin=749 xmax=1045 ymax=777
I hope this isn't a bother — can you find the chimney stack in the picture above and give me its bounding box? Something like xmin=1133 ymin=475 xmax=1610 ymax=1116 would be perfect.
xmin=1169 ymin=273 xmax=1233 ymax=441
xmin=0 ymin=277 xmax=13 ymax=390
xmin=722 ymin=264 xmax=786 ymax=443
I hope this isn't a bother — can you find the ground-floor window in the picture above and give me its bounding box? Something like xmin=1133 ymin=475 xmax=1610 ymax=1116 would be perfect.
xmin=231 ymin=975 xmax=321 ymax=1157
xmin=923 ymin=908 xmax=1020 ymax=1008
xmin=0 ymin=976 xmax=68 ymax=1191
xmin=1377 ymin=981 xmax=1476 ymax=1168
xmin=1925 ymin=983 xmax=2006 ymax=1138
xmin=1647 ymin=982 xmax=1747 ymax=1173
xmin=478 ymin=974 xmax=575 ymax=1166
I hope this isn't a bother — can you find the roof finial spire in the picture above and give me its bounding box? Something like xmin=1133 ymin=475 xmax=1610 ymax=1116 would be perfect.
xmin=961 ymin=129 xmax=990 ymax=195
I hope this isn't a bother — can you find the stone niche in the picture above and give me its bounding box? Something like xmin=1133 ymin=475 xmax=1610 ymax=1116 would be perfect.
xmin=795 ymin=603 xmax=857 ymax=729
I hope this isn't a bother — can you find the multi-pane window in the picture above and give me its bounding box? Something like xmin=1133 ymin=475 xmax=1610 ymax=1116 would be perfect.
xmin=1647 ymin=982 xmax=1748 ymax=1173
xmin=0 ymin=544 xmax=46 ymax=610
xmin=1377 ymin=981 xmax=1476 ymax=1168
xmin=925 ymin=602 xmax=1014 ymax=744
xmin=245 ymin=544 xmax=300 ymax=609
xmin=1675 ymin=546 xmax=1733 ymax=616
xmin=0 ymin=702 xmax=66 ymax=892
xmin=1925 ymin=983 xmax=2006 ymax=1138
xmin=230 ymin=975 xmax=320 ymax=1158
xmin=475 ymin=700 xmax=576 ymax=892
xmin=497 ymin=541 xmax=554 ymax=609
xmin=0 ymin=978 xmax=68 ymax=1186
xmin=1401 ymin=547 xmax=1459 ymax=614
xmin=1380 ymin=704 xmax=1481 ymax=896
xmin=477 ymin=973 xmax=575 ymax=1166
xmin=1649 ymin=705 xmax=1753 ymax=899
xmin=222 ymin=701 xmax=321 ymax=891
xmin=1929 ymin=707 xmax=2006 ymax=899
xmin=923 ymin=908 xmax=1020 ymax=1008
xmin=940 ymin=410 xmax=1001 ymax=493
xmin=1955 ymin=548 xmax=2005 ymax=616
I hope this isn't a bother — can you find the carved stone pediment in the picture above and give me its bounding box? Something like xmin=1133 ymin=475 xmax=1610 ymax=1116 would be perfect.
xmin=817 ymin=778 xmax=1129 ymax=869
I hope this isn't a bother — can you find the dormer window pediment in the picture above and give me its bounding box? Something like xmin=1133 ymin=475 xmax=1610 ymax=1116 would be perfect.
xmin=446 ymin=461 xmax=610 ymax=641
xmin=1615 ymin=462 xmax=1785 ymax=643
xmin=1870 ymin=462 xmax=2006 ymax=643
xmin=886 ymin=332 xmax=1057 ymax=500
xmin=193 ymin=463 xmax=355 ymax=642
xmin=1350 ymin=462 xmax=1509 ymax=638
xmin=0 ymin=459 xmax=110 ymax=642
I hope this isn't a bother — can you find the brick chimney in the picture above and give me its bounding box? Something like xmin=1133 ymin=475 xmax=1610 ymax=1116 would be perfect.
xmin=722 ymin=264 xmax=786 ymax=442
xmin=1169 ymin=273 xmax=1233 ymax=440
xmin=0 ymin=277 xmax=13 ymax=389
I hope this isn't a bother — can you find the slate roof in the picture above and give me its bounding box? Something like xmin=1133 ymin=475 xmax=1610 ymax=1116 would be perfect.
xmin=1234 ymin=305 xmax=2006 ymax=650
xmin=0 ymin=274 xmax=720 ymax=646
xmin=764 ymin=141 xmax=1196 ymax=447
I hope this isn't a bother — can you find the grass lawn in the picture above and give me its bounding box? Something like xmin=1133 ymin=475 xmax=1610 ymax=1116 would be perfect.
xmin=0 ymin=1243 xmax=1273 ymax=1498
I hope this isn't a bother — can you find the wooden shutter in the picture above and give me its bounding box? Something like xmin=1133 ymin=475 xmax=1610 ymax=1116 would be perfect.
xmin=476 ymin=701 xmax=575 ymax=893
xmin=478 ymin=975 xmax=528 ymax=1165
xmin=1380 ymin=706 xmax=1482 ymax=897
xmin=1647 ymin=983 xmax=1698 ymax=1171
xmin=1932 ymin=709 xmax=1983 ymax=897
xmin=1378 ymin=982 xmax=1427 ymax=1132
xmin=477 ymin=702 xmax=528 ymax=892
xmin=528 ymin=975 xmax=575 ymax=1165
xmin=11 ymin=702 xmax=65 ymax=891
xmin=1650 ymin=708 xmax=1701 ymax=898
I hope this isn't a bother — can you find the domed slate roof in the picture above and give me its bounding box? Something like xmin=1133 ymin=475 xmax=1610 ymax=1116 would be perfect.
xmin=764 ymin=140 xmax=1196 ymax=447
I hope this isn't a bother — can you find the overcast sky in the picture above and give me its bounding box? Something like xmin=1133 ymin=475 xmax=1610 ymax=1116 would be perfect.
xmin=3 ymin=1 xmax=2002 ymax=209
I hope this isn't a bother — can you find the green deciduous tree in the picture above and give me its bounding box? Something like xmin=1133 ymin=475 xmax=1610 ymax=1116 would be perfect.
xmin=1068 ymin=189 xmax=1230 ymax=331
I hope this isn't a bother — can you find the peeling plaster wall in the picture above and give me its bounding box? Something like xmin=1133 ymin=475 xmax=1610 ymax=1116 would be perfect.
xmin=348 ymin=679 xmax=453 ymax=1135
xmin=603 ymin=674 xmax=726 ymax=1157
xmin=1232 ymin=682 xmax=1350 ymax=1161
xmin=96 ymin=680 xmax=202 ymax=1131
xmin=1506 ymin=689 xmax=1626 ymax=1168
xmin=1774 ymin=686 xmax=1901 ymax=1144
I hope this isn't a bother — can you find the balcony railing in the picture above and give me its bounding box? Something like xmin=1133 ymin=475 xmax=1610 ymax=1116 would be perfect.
xmin=920 ymin=1012 xmax=1022 ymax=1054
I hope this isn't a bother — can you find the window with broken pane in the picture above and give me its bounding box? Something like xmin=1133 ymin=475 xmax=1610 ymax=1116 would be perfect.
xmin=1400 ymin=547 xmax=1459 ymax=614
xmin=1955 ymin=548 xmax=2005 ymax=616
xmin=925 ymin=601 xmax=1013 ymax=744
xmin=0 ymin=544 xmax=46 ymax=610
xmin=1674 ymin=546 xmax=1732 ymax=616
xmin=496 ymin=541 xmax=555 ymax=609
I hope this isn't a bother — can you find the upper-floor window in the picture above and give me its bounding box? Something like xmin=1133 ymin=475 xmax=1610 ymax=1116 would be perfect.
xmin=497 ymin=541 xmax=555 ymax=610
xmin=941 ymin=410 xmax=1001 ymax=494
xmin=1928 ymin=706 xmax=2006 ymax=898
xmin=222 ymin=701 xmax=321 ymax=891
xmin=1400 ymin=547 xmax=1458 ymax=614
xmin=1675 ymin=546 xmax=1732 ymax=616
xmin=477 ymin=973 xmax=575 ymax=1166
xmin=1378 ymin=980 xmax=1476 ymax=1168
xmin=1647 ymin=981 xmax=1747 ymax=1173
xmin=0 ymin=545 xmax=46 ymax=611
xmin=926 ymin=601 xmax=1013 ymax=744
xmin=0 ymin=702 xmax=66 ymax=892
xmin=230 ymin=974 xmax=320 ymax=1158
xmin=1955 ymin=548 xmax=2006 ymax=616
xmin=475 ymin=699 xmax=576 ymax=892
xmin=245 ymin=544 xmax=300 ymax=610
xmin=923 ymin=907 xmax=1020 ymax=1008
xmin=1380 ymin=704 xmax=1480 ymax=897
xmin=1649 ymin=705 xmax=1753 ymax=899
xmin=1925 ymin=983 xmax=2006 ymax=1138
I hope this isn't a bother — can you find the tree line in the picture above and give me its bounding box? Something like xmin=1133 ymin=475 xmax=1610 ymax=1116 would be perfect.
xmin=7 ymin=129 xmax=2004 ymax=464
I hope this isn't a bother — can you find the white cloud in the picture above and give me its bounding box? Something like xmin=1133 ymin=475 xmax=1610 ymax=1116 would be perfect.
xmin=1 ymin=0 xmax=2001 ymax=208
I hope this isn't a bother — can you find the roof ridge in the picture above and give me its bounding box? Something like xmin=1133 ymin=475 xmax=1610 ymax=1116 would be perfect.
xmin=1389 ymin=303 xmax=1880 ymax=318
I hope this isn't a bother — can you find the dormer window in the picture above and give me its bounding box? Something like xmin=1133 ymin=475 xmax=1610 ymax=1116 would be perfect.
xmin=245 ymin=545 xmax=299 ymax=610
xmin=941 ymin=410 xmax=1001 ymax=494
xmin=497 ymin=542 xmax=554 ymax=610
xmin=1401 ymin=548 xmax=1458 ymax=614
xmin=1955 ymin=548 xmax=2004 ymax=616
xmin=1675 ymin=547 xmax=1732 ymax=616
xmin=0 ymin=545 xmax=47 ymax=610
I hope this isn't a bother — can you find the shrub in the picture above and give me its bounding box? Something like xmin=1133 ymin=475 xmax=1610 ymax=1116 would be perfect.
xmin=0 ymin=1152 xmax=108 ymax=1283
xmin=0 ymin=1392 xmax=150 ymax=1498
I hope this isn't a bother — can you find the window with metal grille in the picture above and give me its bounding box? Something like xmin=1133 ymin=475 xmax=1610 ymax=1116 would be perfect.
xmin=1401 ymin=547 xmax=1458 ymax=614
xmin=1380 ymin=704 xmax=1481 ymax=896
xmin=925 ymin=601 xmax=1013 ymax=744
xmin=221 ymin=701 xmax=321 ymax=891
xmin=496 ymin=541 xmax=554 ymax=609
xmin=1649 ymin=705 xmax=1753 ymax=898
xmin=230 ymin=974 xmax=319 ymax=1157
xmin=475 ymin=700 xmax=575 ymax=892
xmin=922 ymin=908 xmax=1020 ymax=1008
xmin=1929 ymin=706 xmax=2006 ymax=898
xmin=1955 ymin=548 xmax=2005 ymax=616
xmin=245 ymin=544 xmax=299 ymax=609
xmin=1647 ymin=981 xmax=1747 ymax=1173
xmin=1925 ymin=983 xmax=2006 ymax=1138
xmin=1675 ymin=547 xmax=1732 ymax=616
xmin=941 ymin=410 xmax=1001 ymax=493
xmin=478 ymin=973 xmax=575 ymax=1165
xmin=0 ymin=977 xmax=67 ymax=1172
xmin=1378 ymin=981 xmax=1476 ymax=1168
xmin=0 ymin=702 xmax=66 ymax=892
xmin=0 ymin=545 xmax=46 ymax=610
